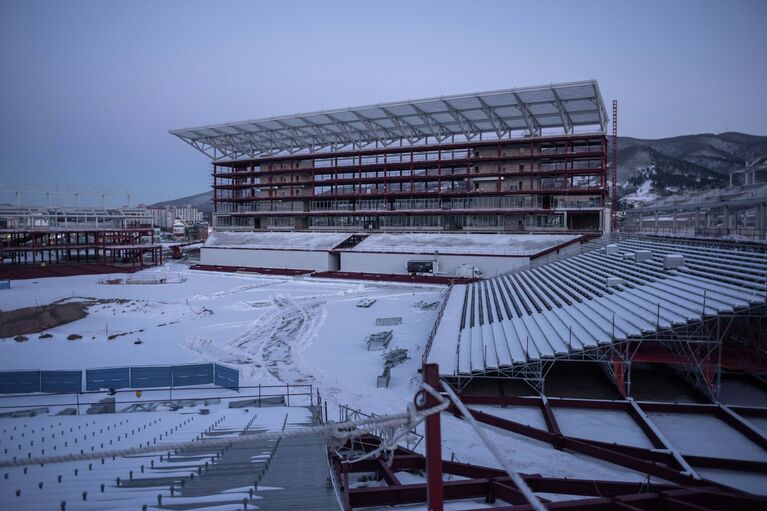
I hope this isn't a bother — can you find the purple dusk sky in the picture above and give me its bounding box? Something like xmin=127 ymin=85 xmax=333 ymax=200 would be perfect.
xmin=1 ymin=0 xmax=765 ymax=204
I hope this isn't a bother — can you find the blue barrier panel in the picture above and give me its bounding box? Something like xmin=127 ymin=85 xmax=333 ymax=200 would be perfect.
xmin=0 ymin=371 xmax=41 ymax=394
xmin=86 ymin=367 xmax=130 ymax=391
xmin=130 ymin=366 xmax=172 ymax=388
xmin=40 ymin=370 xmax=82 ymax=393
xmin=214 ymin=364 xmax=239 ymax=391
xmin=172 ymin=364 xmax=214 ymax=387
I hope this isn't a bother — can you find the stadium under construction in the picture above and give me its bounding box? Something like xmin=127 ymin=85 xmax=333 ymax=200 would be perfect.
xmin=171 ymin=80 xmax=611 ymax=235
xmin=2 ymin=80 xmax=767 ymax=511
xmin=0 ymin=185 xmax=163 ymax=279
xmin=169 ymin=80 xmax=767 ymax=402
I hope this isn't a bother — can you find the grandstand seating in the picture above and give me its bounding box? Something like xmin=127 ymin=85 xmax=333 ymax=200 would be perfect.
xmin=429 ymin=237 xmax=767 ymax=376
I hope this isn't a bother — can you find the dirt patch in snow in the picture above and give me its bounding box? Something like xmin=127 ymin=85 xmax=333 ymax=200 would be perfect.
xmin=0 ymin=302 xmax=89 ymax=338
xmin=0 ymin=298 xmax=131 ymax=338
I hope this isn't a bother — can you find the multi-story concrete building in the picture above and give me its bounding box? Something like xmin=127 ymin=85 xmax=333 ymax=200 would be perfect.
xmin=171 ymin=81 xmax=610 ymax=234
xmin=147 ymin=205 xmax=204 ymax=230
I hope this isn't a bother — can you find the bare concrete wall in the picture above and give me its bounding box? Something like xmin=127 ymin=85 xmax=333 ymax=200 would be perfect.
xmin=201 ymin=247 xmax=330 ymax=270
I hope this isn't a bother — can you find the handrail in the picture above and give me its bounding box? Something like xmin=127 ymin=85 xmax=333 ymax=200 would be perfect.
xmin=421 ymin=282 xmax=455 ymax=365
xmin=338 ymin=403 xmax=423 ymax=451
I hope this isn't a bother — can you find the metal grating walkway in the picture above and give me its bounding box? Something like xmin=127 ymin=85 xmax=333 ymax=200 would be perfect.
xmin=254 ymin=426 xmax=340 ymax=510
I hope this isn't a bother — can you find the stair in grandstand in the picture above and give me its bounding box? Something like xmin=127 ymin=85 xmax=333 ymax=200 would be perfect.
xmin=115 ymin=412 xmax=275 ymax=509
xmin=115 ymin=409 xmax=338 ymax=510
xmin=331 ymin=233 xmax=368 ymax=250
xmin=250 ymin=417 xmax=339 ymax=510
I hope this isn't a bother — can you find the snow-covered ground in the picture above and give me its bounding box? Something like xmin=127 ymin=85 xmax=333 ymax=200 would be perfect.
xmin=2 ymin=261 xmax=766 ymax=503
xmin=620 ymin=178 xmax=658 ymax=207
xmin=0 ymin=263 xmax=442 ymax=415
xmin=349 ymin=233 xmax=579 ymax=256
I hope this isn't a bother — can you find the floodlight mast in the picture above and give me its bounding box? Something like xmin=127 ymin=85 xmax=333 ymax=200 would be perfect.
xmin=611 ymin=99 xmax=618 ymax=232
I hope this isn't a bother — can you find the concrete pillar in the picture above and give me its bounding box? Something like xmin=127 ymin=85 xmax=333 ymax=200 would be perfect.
xmin=654 ymin=212 xmax=659 ymax=233
xmin=758 ymin=203 xmax=766 ymax=240
xmin=694 ymin=208 xmax=700 ymax=235
xmin=672 ymin=210 xmax=678 ymax=234
xmin=722 ymin=206 xmax=729 ymax=234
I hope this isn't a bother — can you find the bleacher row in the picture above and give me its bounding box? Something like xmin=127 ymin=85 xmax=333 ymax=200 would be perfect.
xmin=429 ymin=237 xmax=767 ymax=376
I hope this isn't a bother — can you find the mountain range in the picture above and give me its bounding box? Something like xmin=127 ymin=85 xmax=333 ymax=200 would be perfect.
xmin=150 ymin=132 xmax=767 ymax=213
xmin=617 ymin=132 xmax=767 ymax=204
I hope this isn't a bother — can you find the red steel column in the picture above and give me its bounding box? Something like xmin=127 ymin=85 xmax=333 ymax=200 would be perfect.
xmin=423 ymin=363 xmax=443 ymax=511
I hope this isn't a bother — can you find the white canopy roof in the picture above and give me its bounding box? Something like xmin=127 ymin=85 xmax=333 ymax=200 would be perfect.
xmin=170 ymin=80 xmax=608 ymax=161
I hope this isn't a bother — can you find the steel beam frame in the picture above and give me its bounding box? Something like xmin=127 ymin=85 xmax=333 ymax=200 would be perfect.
xmin=171 ymin=81 xmax=608 ymax=161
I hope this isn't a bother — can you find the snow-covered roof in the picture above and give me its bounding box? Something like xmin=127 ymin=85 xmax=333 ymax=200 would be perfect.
xmin=170 ymin=80 xmax=608 ymax=161
xmin=205 ymin=230 xmax=351 ymax=251
xmin=346 ymin=233 xmax=581 ymax=256
xmin=429 ymin=237 xmax=767 ymax=376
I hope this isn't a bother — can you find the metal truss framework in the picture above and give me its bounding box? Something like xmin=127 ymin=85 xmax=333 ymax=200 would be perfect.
xmin=0 ymin=228 xmax=163 ymax=268
xmin=443 ymin=303 xmax=767 ymax=400
xmin=170 ymin=81 xmax=608 ymax=161
xmin=329 ymin=387 xmax=767 ymax=510
xmin=0 ymin=205 xmax=151 ymax=230
xmin=0 ymin=184 xmax=134 ymax=208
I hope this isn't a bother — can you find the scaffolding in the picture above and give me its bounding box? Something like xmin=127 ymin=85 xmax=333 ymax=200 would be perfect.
xmin=0 ymin=228 xmax=162 ymax=268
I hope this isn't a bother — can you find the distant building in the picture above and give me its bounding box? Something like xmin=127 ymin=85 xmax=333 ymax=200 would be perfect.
xmin=0 ymin=205 xmax=151 ymax=230
xmin=172 ymin=219 xmax=186 ymax=236
xmin=147 ymin=204 xmax=204 ymax=230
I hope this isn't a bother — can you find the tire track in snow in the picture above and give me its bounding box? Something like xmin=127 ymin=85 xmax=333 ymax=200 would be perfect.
xmin=184 ymin=295 xmax=326 ymax=384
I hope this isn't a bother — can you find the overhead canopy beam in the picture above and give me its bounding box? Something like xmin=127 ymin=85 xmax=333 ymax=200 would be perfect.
xmin=170 ymin=80 xmax=608 ymax=161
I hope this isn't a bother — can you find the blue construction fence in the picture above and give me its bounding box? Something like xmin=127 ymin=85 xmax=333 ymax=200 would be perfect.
xmin=0 ymin=363 xmax=239 ymax=394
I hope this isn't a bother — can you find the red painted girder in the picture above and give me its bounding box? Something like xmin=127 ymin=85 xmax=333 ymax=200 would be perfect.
xmin=458 ymin=406 xmax=704 ymax=485
xmin=423 ymin=363 xmax=444 ymax=511
xmin=377 ymin=458 xmax=400 ymax=486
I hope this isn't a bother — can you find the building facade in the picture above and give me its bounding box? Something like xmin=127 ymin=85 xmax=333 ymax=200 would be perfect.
xmin=147 ymin=205 xmax=204 ymax=230
xmin=209 ymin=134 xmax=607 ymax=233
xmin=172 ymin=81 xmax=610 ymax=234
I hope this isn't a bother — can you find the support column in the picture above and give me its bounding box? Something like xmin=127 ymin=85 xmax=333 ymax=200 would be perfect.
xmin=654 ymin=211 xmax=659 ymax=233
xmin=672 ymin=209 xmax=677 ymax=234
xmin=695 ymin=208 xmax=702 ymax=235
xmin=422 ymin=363 xmax=443 ymax=511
